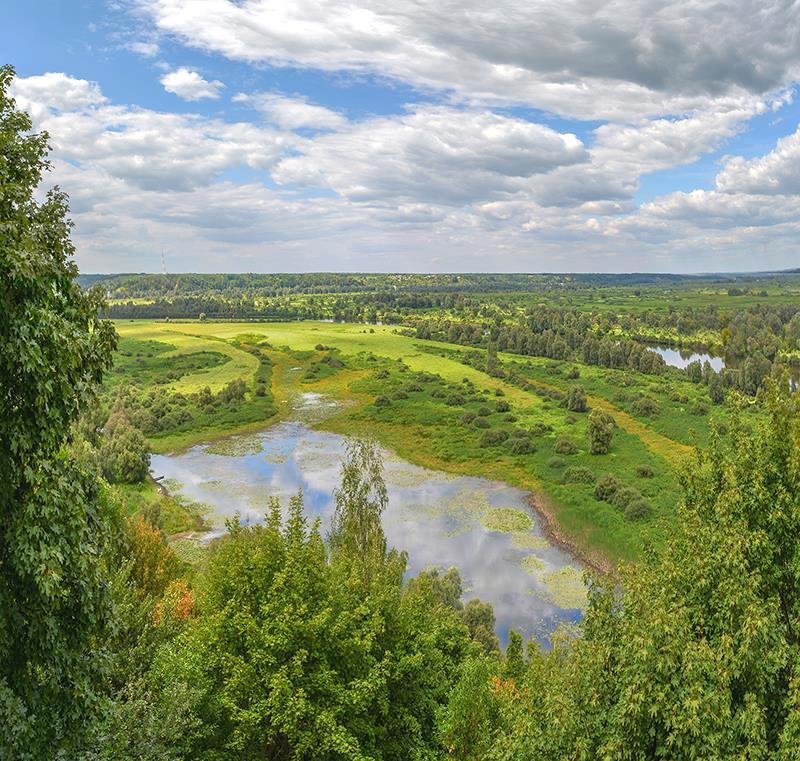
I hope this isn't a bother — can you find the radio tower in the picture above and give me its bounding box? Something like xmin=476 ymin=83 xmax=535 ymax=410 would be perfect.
xmin=161 ymin=248 xmax=167 ymax=275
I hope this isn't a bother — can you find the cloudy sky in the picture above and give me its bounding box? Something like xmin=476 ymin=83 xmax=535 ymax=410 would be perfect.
xmin=4 ymin=1 xmax=800 ymax=273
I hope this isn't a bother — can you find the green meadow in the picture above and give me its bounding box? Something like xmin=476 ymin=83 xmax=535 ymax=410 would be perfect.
xmin=110 ymin=319 xmax=722 ymax=566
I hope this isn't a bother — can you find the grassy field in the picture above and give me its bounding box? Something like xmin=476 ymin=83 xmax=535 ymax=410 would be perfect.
xmin=112 ymin=319 xmax=727 ymax=566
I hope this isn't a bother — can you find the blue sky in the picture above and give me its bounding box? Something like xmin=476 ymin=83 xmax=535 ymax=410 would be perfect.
xmin=4 ymin=1 xmax=800 ymax=273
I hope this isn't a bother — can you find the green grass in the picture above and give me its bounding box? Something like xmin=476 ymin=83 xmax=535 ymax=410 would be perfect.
xmin=110 ymin=319 xmax=723 ymax=566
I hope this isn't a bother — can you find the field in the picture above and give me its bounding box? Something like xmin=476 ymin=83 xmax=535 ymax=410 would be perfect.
xmin=110 ymin=318 xmax=736 ymax=567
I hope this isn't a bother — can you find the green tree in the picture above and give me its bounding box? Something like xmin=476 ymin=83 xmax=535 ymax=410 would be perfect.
xmin=587 ymin=409 xmax=615 ymax=454
xmin=330 ymin=438 xmax=388 ymax=580
xmin=566 ymin=384 xmax=588 ymax=413
xmin=99 ymin=411 xmax=150 ymax=484
xmin=0 ymin=65 xmax=118 ymax=756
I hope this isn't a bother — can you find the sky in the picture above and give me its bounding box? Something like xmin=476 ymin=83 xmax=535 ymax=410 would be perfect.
xmin=3 ymin=1 xmax=800 ymax=274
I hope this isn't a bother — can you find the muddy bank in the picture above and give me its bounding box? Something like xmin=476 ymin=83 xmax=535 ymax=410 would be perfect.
xmin=525 ymin=492 xmax=616 ymax=579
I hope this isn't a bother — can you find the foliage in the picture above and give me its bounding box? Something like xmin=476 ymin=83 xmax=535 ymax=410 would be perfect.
xmin=587 ymin=409 xmax=615 ymax=454
xmin=439 ymin=382 xmax=800 ymax=759
xmin=0 ymin=65 xmax=118 ymax=758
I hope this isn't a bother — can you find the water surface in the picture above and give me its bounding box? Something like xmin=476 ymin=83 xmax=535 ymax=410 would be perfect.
xmin=151 ymin=398 xmax=585 ymax=646
xmin=647 ymin=345 xmax=725 ymax=372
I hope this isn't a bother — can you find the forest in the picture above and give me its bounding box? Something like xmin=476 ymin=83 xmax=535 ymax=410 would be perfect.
xmin=4 ymin=63 xmax=800 ymax=761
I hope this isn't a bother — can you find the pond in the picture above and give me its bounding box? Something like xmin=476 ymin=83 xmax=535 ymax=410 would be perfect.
xmin=151 ymin=397 xmax=586 ymax=647
xmin=647 ymin=345 xmax=725 ymax=372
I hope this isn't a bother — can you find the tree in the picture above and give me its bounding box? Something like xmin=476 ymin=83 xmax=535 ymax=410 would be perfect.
xmin=330 ymin=438 xmax=389 ymax=579
xmin=566 ymin=384 xmax=588 ymax=412
xmin=587 ymin=409 xmax=615 ymax=454
xmin=0 ymin=65 xmax=118 ymax=756
xmin=100 ymin=412 xmax=150 ymax=484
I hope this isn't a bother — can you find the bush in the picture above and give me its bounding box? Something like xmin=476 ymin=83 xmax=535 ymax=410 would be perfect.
xmin=547 ymin=456 xmax=566 ymax=469
xmin=625 ymin=498 xmax=653 ymax=521
xmin=562 ymin=466 xmax=595 ymax=484
xmin=554 ymin=437 xmax=578 ymax=455
xmin=495 ymin=400 xmax=510 ymax=413
xmin=480 ymin=429 xmax=509 ymax=447
xmin=566 ymin=385 xmax=588 ymax=413
xmin=631 ymin=396 xmax=660 ymax=417
xmin=635 ymin=464 xmax=655 ymax=478
xmin=477 ymin=406 xmax=491 ymax=417
xmin=612 ymin=486 xmax=643 ymax=510
xmin=447 ymin=393 xmax=466 ymax=406
xmin=219 ymin=378 xmax=247 ymax=403
xmin=494 ymin=388 xmax=505 ymax=396
xmin=690 ymin=400 xmax=709 ymax=416
xmin=530 ymin=422 xmax=554 ymax=437
xmin=375 ymin=368 xmax=390 ymax=379
xmin=588 ymin=410 xmax=615 ymax=454
xmin=473 ymin=417 xmax=490 ymax=429
xmin=594 ymin=474 xmax=620 ymax=502
xmin=504 ymin=414 xmax=518 ymax=422
xmin=405 ymin=383 xmax=423 ymax=392
xmin=565 ymin=414 xmax=577 ymax=424
xmin=460 ymin=412 xmax=477 ymax=424
xmin=507 ymin=438 xmax=535 ymax=455
xmin=566 ymin=367 xmax=581 ymax=379
xmin=374 ymin=395 xmax=391 ymax=408
xmin=392 ymin=390 xmax=409 ymax=400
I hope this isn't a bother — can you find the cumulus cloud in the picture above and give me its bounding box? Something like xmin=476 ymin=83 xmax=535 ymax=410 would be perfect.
xmin=716 ymin=126 xmax=800 ymax=195
xmin=16 ymin=72 xmax=290 ymax=191
xmin=234 ymin=92 xmax=347 ymax=130
xmin=160 ymin=67 xmax=224 ymax=100
xmin=11 ymin=72 xmax=106 ymax=119
xmin=273 ymin=107 xmax=588 ymax=204
xmin=138 ymin=0 xmax=800 ymax=119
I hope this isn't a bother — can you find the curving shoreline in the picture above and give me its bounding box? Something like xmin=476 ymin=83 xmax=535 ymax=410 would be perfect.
xmin=525 ymin=492 xmax=616 ymax=579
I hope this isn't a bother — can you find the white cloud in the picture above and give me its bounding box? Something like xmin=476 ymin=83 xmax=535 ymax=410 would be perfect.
xmin=16 ymin=73 xmax=291 ymax=191
xmin=233 ymin=92 xmax=347 ymax=130
xmin=11 ymin=73 xmax=106 ymax=119
xmin=160 ymin=67 xmax=224 ymax=100
xmin=139 ymin=0 xmax=800 ymax=120
xmin=716 ymin=126 xmax=800 ymax=195
xmin=273 ymin=107 xmax=588 ymax=204
xmin=128 ymin=40 xmax=160 ymax=57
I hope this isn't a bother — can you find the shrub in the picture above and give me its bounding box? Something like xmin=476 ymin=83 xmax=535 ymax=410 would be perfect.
xmin=314 ymin=343 xmax=330 ymax=351
xmin=494 ymin=388 xmax=505 ymax=396
xmin=507 ymin=438 xmax=535 ymax=455
xmin=566 ymin=367 xmax=581 ymax=379
xmin=460 ymin=412 xmax=477 ymax=424
xmin=594 ymin=474 xmax=620 ymax=501
xmin=219 ymin=378 xmax=247 ymax=403
xmin=612 ymin=486 xmax=643 ymax=510
xmin=565 ymin=414 xmax=577 ymax=424
xmin=447 ymin=393 xmax=466 ymax=406
xmin=530 ymin=422 xmax=554 ymax=437
xmin=635 ymin=464 xmax=655 ymax=478
xmin=376 ymin=368 xmax=390 ymax=379
xmin=405 ymin=383 xmax=423 ymax=392
xmin=392 ymin=390 xmax=409 ymax=400
xmin=473 ymin=417 xmax=490 ymax=429
xmin=480 ymin=429 xmax=509 ymax=447
xmin=374 ymin=395 xmax=391 ymax=408
xmin=477 ymin=406 xmax=491 ymax=417
xmin=554 ymin=437 xmax=578 ymax=455
xmin=690 ymin=400 xmax=709 ymax=416
xmin=588 ymin=410 xmax=615 ymax=454
xmin=625 ymin=498 xmax=653 ymax=521
xmin=562 ymin=466 xmax=595 ymax=484
xmin=631 ymin=396 xmax=660 ymax=417
xmin=495 ymin=400 xmax=510 ymax=413
xmin=566 ymin=385 xmax=588 ymax=413
xmin=504 ymin=414 xmax=518 ymax=422
xmin=547 ymin=456 xmax=566 ymax=469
